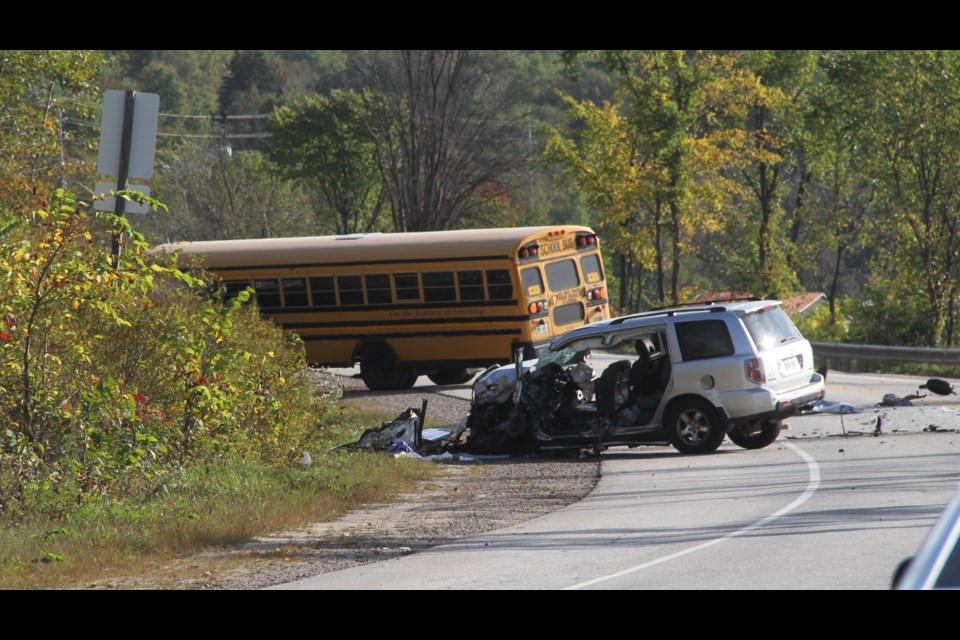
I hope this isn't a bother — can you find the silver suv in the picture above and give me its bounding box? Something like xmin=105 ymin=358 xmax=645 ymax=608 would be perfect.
xmin=466 ymin=299 xmax=825 ymax=455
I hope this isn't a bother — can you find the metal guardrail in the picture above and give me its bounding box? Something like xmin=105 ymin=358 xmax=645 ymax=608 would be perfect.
xmin=811 ymin=341 xmax=960 ymax=373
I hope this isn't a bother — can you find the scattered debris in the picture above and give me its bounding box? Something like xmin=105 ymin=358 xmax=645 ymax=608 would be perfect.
xmin=334 ymin=400 xmax=479 ymax=460
xmin=879 ymin=393 xmax=925 ymax=407
xmin=920 ymin=378 xmax=956 ymax=396
xmin=295 ymin=451 xmax=312 ymax=468
xmin=422 ymin=428 xmax=452 ymax=442
xmin=808 ymin=400 xmax=862 ymax=414
xmin=336 ymin=405 xmax=426 ymax=452
xmin=924 ymin=425 xmax=959 ymax=433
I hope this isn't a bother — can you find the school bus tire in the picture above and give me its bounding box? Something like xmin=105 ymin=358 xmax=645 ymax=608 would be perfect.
xmin=400 ymin=369 xmax=418 ymax=389
xmin=359 ymin=344 xmax=412 ymax=391
xmin=427 ymin=367 xmax=474 ymax=386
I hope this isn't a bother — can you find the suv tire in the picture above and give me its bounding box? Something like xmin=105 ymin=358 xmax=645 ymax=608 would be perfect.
xmin=728 ymin=419 xmax=782 ymax=450
xmin=665 ymin=397 xmax=725 ymax=454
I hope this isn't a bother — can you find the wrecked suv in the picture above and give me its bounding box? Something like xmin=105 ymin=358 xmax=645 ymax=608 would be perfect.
xmin=465 ymin=299 xmax=825 ymax=455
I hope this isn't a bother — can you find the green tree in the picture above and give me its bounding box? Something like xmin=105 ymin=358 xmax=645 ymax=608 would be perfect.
xmin=861 ymin=50 xmax=960 ymax=346
xmin=800 ymin=51 xmax=876 ymax=324
xmin=0 ymin=50 xmax=103 ymax=207
xmin=269 ymin=90 xmax=386 ymax=234
xmin=218 ymin=50 xmax=285 ymax=115
xmin=215 ymin=51 xmax=285 ymax=152
xmin=545 ymin=51 xmax=743 ymax=310
xmin=721 ymin=50 xmax=820 ymax=298
xmin=145 ymin=141 xmax=313 ymax=242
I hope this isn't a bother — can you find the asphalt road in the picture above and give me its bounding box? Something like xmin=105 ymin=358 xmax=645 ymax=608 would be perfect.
xmin=287 ymin=368 xmax=960 ymax=590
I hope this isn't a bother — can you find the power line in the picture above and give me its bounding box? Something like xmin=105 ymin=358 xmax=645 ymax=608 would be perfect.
xmin=160 ymin=113 xmax=269 ymax=120
xmin=61 ymin=115 xmax=273 ymax=140
xmin=157 ymin=132 xmax=271 ymax=139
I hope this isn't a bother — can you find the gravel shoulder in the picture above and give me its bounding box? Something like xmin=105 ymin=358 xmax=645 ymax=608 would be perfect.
xmin=199 ymin=372 xmax=601 ymax=590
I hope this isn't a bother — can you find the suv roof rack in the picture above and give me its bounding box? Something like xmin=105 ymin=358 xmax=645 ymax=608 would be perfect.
xmin=608 ymin=304 xmax=728 ymax=325
xmin=649 ymin=296 xmax=761 ymax=312
xmin=607 ymin=297 xmax=767 ymax=326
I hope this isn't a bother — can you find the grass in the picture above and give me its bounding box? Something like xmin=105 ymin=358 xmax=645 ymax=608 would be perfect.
xmin=0 ymin=407 xmax=438 ymax=590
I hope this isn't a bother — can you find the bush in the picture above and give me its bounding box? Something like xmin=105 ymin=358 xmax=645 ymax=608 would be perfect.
xmin=0 ymin=190 xmax=327 ymax=515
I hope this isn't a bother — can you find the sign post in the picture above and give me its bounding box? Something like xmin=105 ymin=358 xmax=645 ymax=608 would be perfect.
xmin=95 ymin=90 xmax=159 ymax=265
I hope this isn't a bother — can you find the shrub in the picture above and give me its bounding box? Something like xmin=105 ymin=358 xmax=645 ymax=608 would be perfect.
xmin=0 ymin=190 xmax=327 ymax=515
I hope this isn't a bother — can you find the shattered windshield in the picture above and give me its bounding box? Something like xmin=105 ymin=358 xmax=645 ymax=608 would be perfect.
xmin=537 ymin=344 xmax=588 ymax=370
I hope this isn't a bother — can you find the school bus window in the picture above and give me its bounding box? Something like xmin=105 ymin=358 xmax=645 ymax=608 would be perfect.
xmin=487 ymin=269 xmax=513 ymax=300
xmin=282 ymin=278 xmax=309 ymax=307
xmin=337 ymin=275 xmax=363 ymax=305
xmin=554 ymin=301 xmax=585 ymax=326
xmin=423 ymin=272 xmax=456 ymax=303
xmin=365 ymin=274 xmax=392 ymax=305
xmin=521 ymin=267 xmax=544 ymax=297
xmin=580 ymin=254 xmax=604 ymax=284
xmin=254 ymin=279 xmax=281 ymax=308
xmin=222 ymin=280 xmax=250 ymax=302
xmin=394 ymin=273 xmax=420 ymax=301
xmin=310 ymin=276 xmax=336 ymax=307
xmin=457 ymin=271 xmax=485 ymax=301
xmin=545 ymin=259 xmax=580 ymax=292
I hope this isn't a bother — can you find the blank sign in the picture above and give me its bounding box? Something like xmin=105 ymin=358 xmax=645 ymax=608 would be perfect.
xmin=97 ymin=90 xmax=159 ymax=180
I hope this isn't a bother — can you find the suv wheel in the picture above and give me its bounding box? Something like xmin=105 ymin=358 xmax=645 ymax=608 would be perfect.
xmin=728 ymin=419 xmax=781 ymax=450
xmin=665 ymin=398 xmax=725 ymax=454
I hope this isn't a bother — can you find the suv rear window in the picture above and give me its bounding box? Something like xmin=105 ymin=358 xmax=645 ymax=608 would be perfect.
xmin=742 ymin=307 xmax=801 ymax=351
xmin=675 ymin=320 xmax=735 ymax=361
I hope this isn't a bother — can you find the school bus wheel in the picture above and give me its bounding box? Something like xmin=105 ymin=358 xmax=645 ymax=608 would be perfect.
xmin=427 ymin=367 xmax=474 ymax=386
xmin=359 ymin=343 xmax=414 ymax=391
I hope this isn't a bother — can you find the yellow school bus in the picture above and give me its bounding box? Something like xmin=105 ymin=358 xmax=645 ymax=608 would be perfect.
xmin=155 ymin=226 xmax=610 ymax=390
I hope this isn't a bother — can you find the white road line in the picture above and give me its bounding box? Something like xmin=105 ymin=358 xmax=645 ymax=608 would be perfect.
xmin=564 ymin=443 xmax=821 ymax=590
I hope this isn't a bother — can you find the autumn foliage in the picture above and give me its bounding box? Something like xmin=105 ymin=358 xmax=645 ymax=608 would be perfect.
xmin=0 ymin=190 xmax=325 ymax=515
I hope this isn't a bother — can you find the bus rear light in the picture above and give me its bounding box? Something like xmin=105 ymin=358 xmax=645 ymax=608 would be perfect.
xmin=578 ymin=236 xmax=587 ymax=247
xmin=744 ymin=357 xmax=765 ymax=384
xmin=528 ymin=301 xmax=547 ymax=314
xmin=588 ymin=287 xmax=607 ymax=301
xmin=519 ymin=244 xmax=539 ymax=260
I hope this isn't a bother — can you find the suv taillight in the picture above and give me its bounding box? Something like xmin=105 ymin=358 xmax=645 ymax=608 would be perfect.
xmin=744 ymin=357 xmax=765 ymax=384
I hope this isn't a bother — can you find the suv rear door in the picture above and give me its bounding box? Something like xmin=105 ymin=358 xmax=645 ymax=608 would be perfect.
xmin=739 ymin=305 xmax=814 ymax=393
